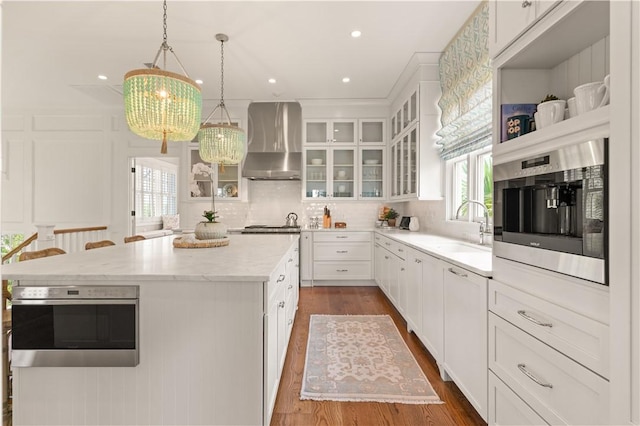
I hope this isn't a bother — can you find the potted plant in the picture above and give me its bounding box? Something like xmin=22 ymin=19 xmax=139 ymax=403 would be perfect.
xmin=194 ymin=209 xmax=228 ymax=240
xmin=384 ymin=208 xmax=399 ymax=227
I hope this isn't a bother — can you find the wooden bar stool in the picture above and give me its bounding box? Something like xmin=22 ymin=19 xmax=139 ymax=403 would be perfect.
xmin=18 ymin=247 xmax=66 ymax=261
xmin=124 ymin=235 xmax=146 ymax=244
xmin=85 ymin=240 xmax=116 ymax=250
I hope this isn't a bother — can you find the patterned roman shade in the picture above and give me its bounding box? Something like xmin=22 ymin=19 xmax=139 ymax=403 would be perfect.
xmin=436 ymin=1 xmax=492 ymax=160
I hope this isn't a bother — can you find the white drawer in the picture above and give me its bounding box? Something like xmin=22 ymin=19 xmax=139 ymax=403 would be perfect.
xmin=313 ymin=261 xmax=372 ymax=280
xmin=376 ymin=235 xmax=406 ymax=260
xmin=313 ymin=231 xmax=371 ymax=242
xmin=489 ymin=279 xmax=609 ymax=378
xmin=489 ymin=371 xmax=547 ymax=426
xmin=489 ymin=313 xmax=609 ymax=425
xmin=313 ymin=241 xmax=371 ymax=261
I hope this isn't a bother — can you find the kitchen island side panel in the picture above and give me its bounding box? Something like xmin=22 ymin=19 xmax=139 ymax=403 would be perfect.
xmin=12 ymin=280 xmax=266 ymax=426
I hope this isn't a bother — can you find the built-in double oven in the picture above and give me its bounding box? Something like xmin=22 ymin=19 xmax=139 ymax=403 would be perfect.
xmin=493 ymin=138 xmax=607 ymax=285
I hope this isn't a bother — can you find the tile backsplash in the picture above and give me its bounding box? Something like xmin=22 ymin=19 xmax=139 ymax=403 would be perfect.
xmin=181 ymin=180 xmax=388 ymax=229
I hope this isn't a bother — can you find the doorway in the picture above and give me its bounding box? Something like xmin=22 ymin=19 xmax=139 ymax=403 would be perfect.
xmin=128 ymin=157 xmax=180 ymax=236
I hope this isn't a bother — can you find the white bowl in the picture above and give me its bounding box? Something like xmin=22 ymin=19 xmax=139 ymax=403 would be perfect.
xmin=310 ymin=158 xmax=323 ymax=165
xmin=364 ymin=159 xmax=379 ymax=165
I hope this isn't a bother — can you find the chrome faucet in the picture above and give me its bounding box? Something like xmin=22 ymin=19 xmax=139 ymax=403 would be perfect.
xmin=455 ymin=200 xmax=490 ymax=244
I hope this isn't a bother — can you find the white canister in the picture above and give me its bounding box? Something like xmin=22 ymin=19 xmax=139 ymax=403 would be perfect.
xmin=409 ymin=216 xmax=420 ymax=231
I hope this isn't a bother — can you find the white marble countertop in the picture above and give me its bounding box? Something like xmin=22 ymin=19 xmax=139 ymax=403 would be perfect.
xmin=374 ymin=229 xmax=493 ymax=277
xmin=1 ymin=234 xmax=299 ymax=282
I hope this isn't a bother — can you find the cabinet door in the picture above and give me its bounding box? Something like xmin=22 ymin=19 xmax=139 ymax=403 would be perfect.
xmin=304 ymin=148 xmax=328 ymax=198
xmin=265 ymin=301 xmax=279 ymax=419
xmin=443 ymin=264 xmax=488 ymax=421
xmin=406 ymin=249 xmax=423 ymax=335
xmin=489 ymin=371 xmax=548 ymax=426
xmin=304 ymin=120 xmax=329 ymax=144
xmin=408 ymin=127 xmax=418 ymax=196
xmin=300 ymin=232 xmax=313 ymax=281
xmin=360 ymin=147 xmax=384 ymax=199
xmin=188 ymin=146 xmax=241 ymax=200
xmin=332 ymin=148 xmax=356 ymax=199
xmin=420 ymin=254 xmax=444 ymax=364
xmin=492 ymin=0 xmax=536 ymax=57
xmin=332 ymin=120 xmax=357 ymax=144
xmin=359 ymin=119 xmax=386 ymax=145
xmin=390 ymin=141 xmax=400 ymax=197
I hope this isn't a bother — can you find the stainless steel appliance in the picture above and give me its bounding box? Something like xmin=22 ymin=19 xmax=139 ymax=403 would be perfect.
xmin=243 ymin=102 xmax=302 ymax=180
xmin=241 ymin=225 xmax=301 ymax=234
xmin=11 ymin=285 xmax=139 ymax=367
xmin=493 ymin=138 xmax=607 ymax=284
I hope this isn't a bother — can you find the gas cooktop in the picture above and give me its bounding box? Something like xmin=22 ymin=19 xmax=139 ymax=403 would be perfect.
xmin=241 ymin=225 xmax=301 ymax=234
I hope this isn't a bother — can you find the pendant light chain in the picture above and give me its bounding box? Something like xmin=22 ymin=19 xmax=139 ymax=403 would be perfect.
xmin=219 ymin=39 xmax=225 ymax=107
xmin=162 ymin=0 xmax=168 ymax=45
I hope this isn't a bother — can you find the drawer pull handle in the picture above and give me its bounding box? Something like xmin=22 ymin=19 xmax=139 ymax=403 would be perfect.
xmin=385 ymin=242 xmax=391 ymax=246
xmin=288 ymin=319 xmax=293 ymax=325
xmin=385 ymin=256 xmax=389 ymax=260
xmin=278 ymin=301 xmax=285 ymax=308
xmin=517 ymin=310 xmax=553 ymax=328
xmin=447 ymin=267 xmax=468 ymax=278
xmin=521 ymin=0 xmax=532 ymax=8
xmin=398 ymin=248 xmax=404 ymax=252
xmin=288 ymin=258 xmax=293 ymax=263
xmin=277 ymin=275 xmax=286 ymax=283
xmin=415 ymin=259 xmax=422 ymax=264
xmin=517 ymin=364 xmax=553 ymax=389
xmin=288 ymin=285 xmax=293 ymax=290
xmin=336 ymin=250 xmax=348 ymax=253
xmin=336 ymin=269 xmax=349 ymax=272
xmin=336 ymin=236 xmax=349 ymax=239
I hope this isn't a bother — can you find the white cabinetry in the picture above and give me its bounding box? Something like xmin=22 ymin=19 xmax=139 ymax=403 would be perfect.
xmin=417 ymin=251 xmax=444 ymax=369
xmin=264 ymin=241 xmax=299 ymax=424
xmin=489 ymin=313 xmax=609 ymax=425
xmin=374 ymin=234 xmax=406 ymax=314
xmin=359 ymin=119 xmax=386 ymax=145
xmin=489 ymin=257 xmax=610 ymax=426
xmin=389 ymin=82 xmax=442 ymax=201
xmin=188 ymin=145 xmax=242 ymax=200
xmin=300 ymin=231 xmax=313 ymax=284
xmin=443 ymin=264 xmax=488 ymax=421
xmin=359 ymin=147 xmax=385 ymax=199
xmin=489 ymin=0 xmax=560 ymax=58
xmin=313 ymin=232 xmax=372 ymax=281
xmin=304 ymin=147 xmax=356 ymax=199
xmin=304 ymin=119 xmax=357 ymax=144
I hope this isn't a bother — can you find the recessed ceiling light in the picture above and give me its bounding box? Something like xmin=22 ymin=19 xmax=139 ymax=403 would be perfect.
xmin=195 ymin=79 xmax=204 ymax=85
xmin=351 ymin=30 xmax=362 ymax=38
xmin=98 ymin=75 xmax=108 ymax=80
xmin=342 ymin=77 xmax=350 ymax=83
xmin=268 ymin=78 xmax=277 ymax=84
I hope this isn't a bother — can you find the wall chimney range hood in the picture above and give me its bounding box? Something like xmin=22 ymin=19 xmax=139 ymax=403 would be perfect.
xmin=243 ymin=102 xmax=302 ymax=180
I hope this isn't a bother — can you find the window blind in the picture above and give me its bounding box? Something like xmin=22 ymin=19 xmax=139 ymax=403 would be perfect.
xmin=436 ymin=1 xmax=492 ymax=160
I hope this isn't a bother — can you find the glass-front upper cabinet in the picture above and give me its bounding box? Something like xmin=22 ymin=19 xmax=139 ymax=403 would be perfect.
xmin=304 ymin=119 xmax=357 ymax=144
xmin=332 ymin=148 xmax=355 ymax=198
xmin=393 ymin=87 xmax=419 ymax=135
xmin=303 ymin=148 xmax=356 ymax=199
xmin=304 ymin=149 xmax=328 ymax=198
xmin=359 ymin=119 xmax=386 ymax=145
xmin=389 ymin=125 xmax=418 ymax=199
xmin=188 ymin=146 xmax=240 ymax=200
xmin=360 ymin=147 xmax=384 ymax=199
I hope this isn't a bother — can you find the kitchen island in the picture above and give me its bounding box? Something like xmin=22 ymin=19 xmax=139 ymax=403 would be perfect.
xmin=2 ymin=234 xmax=300 ymax=426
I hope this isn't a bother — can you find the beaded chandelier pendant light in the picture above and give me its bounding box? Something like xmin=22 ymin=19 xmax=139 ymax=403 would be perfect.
xmin=123 ymin=0 xmax=202 ymax=154
xmin=198 ymin=34 xmax=246 ymax=165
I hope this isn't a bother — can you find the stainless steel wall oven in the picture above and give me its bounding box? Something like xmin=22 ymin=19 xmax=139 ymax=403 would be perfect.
xmin=493 ymin=138 xmax=607 ymax=284
xmin=12 ymin=285 xmax=139 ymax=367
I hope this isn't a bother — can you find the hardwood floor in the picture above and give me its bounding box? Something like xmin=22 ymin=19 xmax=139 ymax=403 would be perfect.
xmin=271 ymin=286 xmax=486 ymax=426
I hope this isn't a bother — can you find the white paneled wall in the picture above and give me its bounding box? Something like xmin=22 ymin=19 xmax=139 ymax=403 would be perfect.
xmin=550 ymin=36 xmax=610 ymax=100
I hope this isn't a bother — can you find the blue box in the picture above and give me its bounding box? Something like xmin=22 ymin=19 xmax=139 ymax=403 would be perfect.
xmin=501 ymin=104 xmax=537 ymax=142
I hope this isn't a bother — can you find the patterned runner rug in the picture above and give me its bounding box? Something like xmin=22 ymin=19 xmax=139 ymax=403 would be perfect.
xmin=301 ymin=314 xmax=443 ymax=404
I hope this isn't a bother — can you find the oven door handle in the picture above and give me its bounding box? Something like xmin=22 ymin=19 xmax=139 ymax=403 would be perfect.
xmin=12 ymin=299 xmax=137 ymax=306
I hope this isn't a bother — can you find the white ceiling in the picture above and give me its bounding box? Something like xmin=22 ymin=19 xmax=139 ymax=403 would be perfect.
xmin=2 ymin=0 xmax=481 ymax=110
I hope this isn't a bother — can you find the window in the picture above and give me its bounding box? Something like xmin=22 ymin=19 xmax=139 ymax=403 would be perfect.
xmin=135 ymin=160 xmax=177 ymax=221
xmin=448 ymin=146 xmax=492 ymax=222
